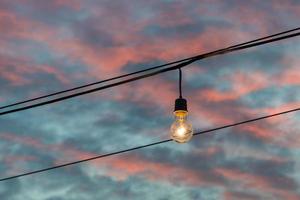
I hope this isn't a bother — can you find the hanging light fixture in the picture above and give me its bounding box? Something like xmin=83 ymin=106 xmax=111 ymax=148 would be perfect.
xmin=170 ymin=68 xmax=193 ymax=143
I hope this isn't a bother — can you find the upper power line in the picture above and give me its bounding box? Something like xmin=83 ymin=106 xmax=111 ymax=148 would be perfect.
xmin=1 ymin=27 xmax=299 ymax=111
xmin=0 ymin=27 xmax=300 ymax=116
xmin=1 ymin=27 xmax=298 ymax=110
xmin=0 ymin=107 xmax=299 ymax=182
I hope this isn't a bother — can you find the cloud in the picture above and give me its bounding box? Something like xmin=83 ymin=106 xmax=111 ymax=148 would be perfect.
xmin=0 ymin=1 xmax=300 ymax=199
xmin=216 ymin=167 xmax=300 ymax=199
xmin=198 ymin=70 xmax=269 ymax=102
xmin=0 ymin=54 xmax=69 ymax=87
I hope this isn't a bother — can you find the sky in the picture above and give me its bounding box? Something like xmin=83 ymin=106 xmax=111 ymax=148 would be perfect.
xmin=0 ymin=0 xmax=300 ymax=199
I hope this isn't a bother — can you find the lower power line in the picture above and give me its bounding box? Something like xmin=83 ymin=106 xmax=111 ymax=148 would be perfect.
xmin=0 ymin=107 xmax=299 ymax=182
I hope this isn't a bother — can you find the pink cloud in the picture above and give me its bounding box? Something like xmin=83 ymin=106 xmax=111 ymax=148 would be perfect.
xmin=0 ymin=12 xmax=69 ymax=86
xmin=0 ymin=9 xmax=55 ymax=42
xmin=240 ymin=124 xmax=274 ymax=140
xmin=0 ymin=132 xmax=206 ymax=185
xmin=146 ymin=2 xmax=193 ymax=27
xmin=1 ymin=130 xmax=297 ymax=198
xmin=3 ymin=155 xmax=36 ymax=165
xmin=224 ymin=191 xmax=260 ymax=200
xmin=0 ymin=132 xmax=95 ymax=160
xmin=272 ymin=0 xmax=300 ymax=18
xmin=1 ymin=1 xmax=298 ymax=89
xmin=0 ymin=132 xmax=211 ymax=187
xmin=0 ymin=133 xmax=45 ymax=149
xmin=224 ymin=101 xmax=300 ymax=148
xmin=194 ymin=146 xmax=221 ymax=156
xmin=52 ymin=0 xmax=82 ymax=10
xmin=199 ymin=70 xmax=269 ymax=102
xmin=0 ymin=55 xmax=69 ymax=86
xmin=30 ymin=64 xmax=70 ymax=85
xmin=278 ymin=56 xmax=300 ymax=86
xmin=0 ymin=69 xmax=30 ymax=86
xmin=100 ymin=155 xmax=204 ymax=185
xmin=0 ymin=7 xmax=251 ymax=80
xmin=216 ymin=167 xmax=300 ymax=200
xmin=215 ymin=167 xmax=269 ymax=189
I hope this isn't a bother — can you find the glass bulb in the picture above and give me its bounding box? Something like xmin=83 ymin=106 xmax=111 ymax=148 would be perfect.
xmin=170 ymin=111 xmax=193 ymax=143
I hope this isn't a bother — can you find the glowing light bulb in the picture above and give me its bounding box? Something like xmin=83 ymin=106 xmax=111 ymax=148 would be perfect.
xmin=170 ymin=98 xmax=193 ymax=143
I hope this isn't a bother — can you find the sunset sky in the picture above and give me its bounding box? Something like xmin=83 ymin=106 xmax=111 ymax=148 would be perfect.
xmin=0 ymin=0 xmax=300 ymax=199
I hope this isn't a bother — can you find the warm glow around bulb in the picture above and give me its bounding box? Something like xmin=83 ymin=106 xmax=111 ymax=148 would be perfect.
xmin=170 ymin=110 xmax=193 ymax=143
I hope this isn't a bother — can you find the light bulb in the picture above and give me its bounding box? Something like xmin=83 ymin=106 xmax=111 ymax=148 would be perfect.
xmin=170 ymin=110 xmax=193 ymax=143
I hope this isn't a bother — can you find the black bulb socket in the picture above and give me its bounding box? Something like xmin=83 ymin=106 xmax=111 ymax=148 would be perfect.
xmin=174 ymin=98 xmax=188 ymax=112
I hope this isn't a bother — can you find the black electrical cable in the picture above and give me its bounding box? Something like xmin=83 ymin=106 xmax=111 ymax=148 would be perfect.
xmin=179 ymin=68 xmax=182 ymax=98
xmin=1 ymin=27 xmax=300 ymax=111
xmin=1 ymin=30 xmax=300 ymax=116
xmin=0 ymin=107 xmax=298 ymax=182
xmin=0 ymin=59 xmax=189 ymax=110
xmin=0 ymin=59 xmax=196 ymax=116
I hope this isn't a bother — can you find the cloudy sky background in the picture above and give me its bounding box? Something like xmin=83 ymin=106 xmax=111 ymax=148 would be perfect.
xmin=0 ymin=0 xmax=300 ymax=199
